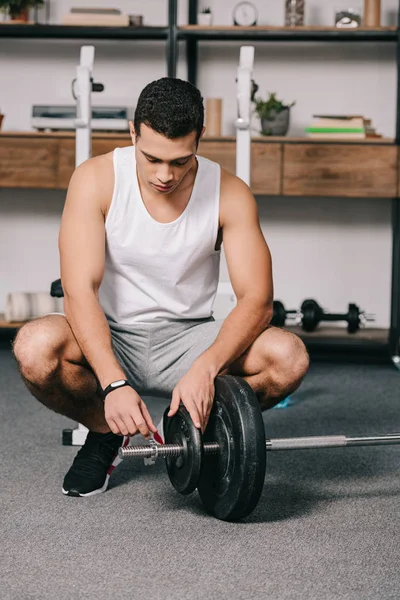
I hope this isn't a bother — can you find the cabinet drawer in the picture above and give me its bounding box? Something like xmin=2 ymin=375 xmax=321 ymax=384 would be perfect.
xmin=199 ymin=140 xmax=236 ymax=175
xmin=283 ymin=144 xmax=398 ymax=197
xmin=251 ymin=143 xmax=281 ymax=195
xmin=199 ymin=140 xmax=282 ymax=195
xmin=0 ymin=137 xmax=60 ymax=188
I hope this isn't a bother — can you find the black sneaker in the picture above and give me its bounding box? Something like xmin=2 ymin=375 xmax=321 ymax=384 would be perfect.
xmin=62 ymin=431 xmax=130 ymax=497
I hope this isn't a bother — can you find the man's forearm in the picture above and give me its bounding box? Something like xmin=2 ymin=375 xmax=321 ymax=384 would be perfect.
xmin=64 ymin=292 xmax=127 ymax=390
xmin=195 ymin=297 xmax=272 ymax=376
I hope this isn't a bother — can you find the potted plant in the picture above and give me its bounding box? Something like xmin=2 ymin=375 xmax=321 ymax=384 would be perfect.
xmin=253 ymin=92 xmax=295 ymax=136
xmin=0 ymin=0 xmax=44 ymax=22
xmin=197 ymin=7 xmax=212 ymax=26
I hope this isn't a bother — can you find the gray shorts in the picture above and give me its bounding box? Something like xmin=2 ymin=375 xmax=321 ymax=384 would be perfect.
xmin=108 ymin=317 xmax=223 ymax=398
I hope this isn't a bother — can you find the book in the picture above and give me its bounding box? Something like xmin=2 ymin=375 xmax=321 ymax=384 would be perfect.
xmin=313 ymin=114 xmax=364 ymax=119
xmin=306 ymin=114 xmax=382 ymax=139
xmin=70 ymin=8 xmax=122 ymax=14
xmin=62 ymin=13 xmax=130 ymax=26
xmin=306 ymin=127 xmax=364 ymax=133
xmin=309 ymin=117 xmax=364 ymax=130
xmin=307 ymin=132 xmax=366 ymax=140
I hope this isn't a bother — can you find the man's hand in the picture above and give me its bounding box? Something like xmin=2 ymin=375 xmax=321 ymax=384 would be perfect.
xmin=168 ymin=364 xmax=216 ymax=432
xmin=104 ymin=386 xmax=158 ymax=439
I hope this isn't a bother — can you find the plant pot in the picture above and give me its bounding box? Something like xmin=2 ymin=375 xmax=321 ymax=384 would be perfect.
xmin=11 ymin=9 xmax=29 ymax=22
xmin=197 ymin=13 xmax=212 ymax=26
xmin=261 ymin=107 xmax=291 ymax=136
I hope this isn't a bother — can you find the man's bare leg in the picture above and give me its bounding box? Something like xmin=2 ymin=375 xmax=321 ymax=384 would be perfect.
xmin=12 ymin=314 xmax=110 ymax=433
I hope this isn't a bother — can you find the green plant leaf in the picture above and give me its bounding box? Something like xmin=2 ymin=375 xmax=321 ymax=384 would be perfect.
xmin=253 ymin=91 xmax=295 ymax=118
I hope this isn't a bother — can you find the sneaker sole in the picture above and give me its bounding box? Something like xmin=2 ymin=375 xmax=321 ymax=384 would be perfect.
xmin=62 ymin=435 xmax=131 ymax=497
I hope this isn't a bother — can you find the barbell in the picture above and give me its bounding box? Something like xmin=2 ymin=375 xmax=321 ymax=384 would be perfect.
xmin=119 ymin=375 xmax=400 ymax=521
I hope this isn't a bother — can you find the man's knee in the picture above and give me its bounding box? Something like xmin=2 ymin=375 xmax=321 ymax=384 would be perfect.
xmin=13 ymin=316 xmax=67 ymax=385
xmin=268 ymin=332 xmax=310 ymax=389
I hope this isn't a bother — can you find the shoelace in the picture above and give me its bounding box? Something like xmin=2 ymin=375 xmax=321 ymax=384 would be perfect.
xmin=72 ymin=433 xmax=122 ymax=474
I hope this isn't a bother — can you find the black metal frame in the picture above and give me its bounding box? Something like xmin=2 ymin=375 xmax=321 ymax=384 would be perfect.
xmin=167 ymin=0 xmax=178 ymax=77
xmin=0 ymin=24 xmax=168 ymax=40
xmin=186 ymin=0 xmax=198 ymax=85
xmin=179 ymin=27 xmax=396 ymax=46
xmin=390 ymin=14 xmax=400 ymax=359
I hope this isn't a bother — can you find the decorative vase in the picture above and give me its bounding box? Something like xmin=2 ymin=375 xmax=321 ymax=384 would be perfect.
xmin=205 ymin=98 xmax=222 ymax=137
xmin=285 ymin=0 xmax=305 ymax=26
xmin=364 ymin=0 xmax=381 ymax=27
xmin=197 ymin=13 xmax=212 ymax=26
xmin=261 ymin=108 xmax=291 ymax=136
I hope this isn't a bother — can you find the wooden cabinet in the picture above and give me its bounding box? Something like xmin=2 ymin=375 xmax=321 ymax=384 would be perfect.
xmin=283 ymin=143 xmax=398 ymax=198
xmin=0 ymin=133 xmax=397 ymax=198
xmin=251 ymin=142 xmax=282 ymax=195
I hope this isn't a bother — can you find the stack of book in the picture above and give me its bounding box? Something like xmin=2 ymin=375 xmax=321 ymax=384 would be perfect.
xmin=62 ymin=8 xmax=130 ymax=27
xmin=305 ymin=115 xmax=382 ymax=140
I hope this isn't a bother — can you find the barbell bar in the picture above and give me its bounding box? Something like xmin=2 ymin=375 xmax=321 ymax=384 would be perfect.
xmin=119 ymin=432 xmax=400 ymax=461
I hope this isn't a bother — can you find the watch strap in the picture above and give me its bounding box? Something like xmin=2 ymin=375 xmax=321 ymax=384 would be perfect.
xmin=103 ymin=379 xmax=131 ymax=399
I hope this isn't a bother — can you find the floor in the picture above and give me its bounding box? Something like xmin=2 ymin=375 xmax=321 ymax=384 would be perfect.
xmin=1 ymin=345 xmax=399 ymax=600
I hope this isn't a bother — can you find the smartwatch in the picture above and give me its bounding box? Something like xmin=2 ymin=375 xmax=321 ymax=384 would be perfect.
xmin=103 ymin=379 xmax=131 ymax=399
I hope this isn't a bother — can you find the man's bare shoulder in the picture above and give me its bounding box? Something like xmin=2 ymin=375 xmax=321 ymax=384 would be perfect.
xmin=219 ymin=167 xmax=257 ymax=226
xmin=68 ymin=151 xmax=115 ymax=215
xmin=220 ymin=167 xmax=250 ymax=195
xmin=73 ymin=151 xmax=114 ymax=181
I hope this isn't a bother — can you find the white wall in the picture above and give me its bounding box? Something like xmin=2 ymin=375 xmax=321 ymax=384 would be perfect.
xmin=0 ymin=0 xmax=398 ymax=326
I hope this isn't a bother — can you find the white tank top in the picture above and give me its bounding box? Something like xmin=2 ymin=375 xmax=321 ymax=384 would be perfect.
xmin=98 ymin=146 xmax=221 ymax=324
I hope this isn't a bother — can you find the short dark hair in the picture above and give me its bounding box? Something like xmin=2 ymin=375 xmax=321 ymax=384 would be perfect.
xmin=134 ymin=77 xmax=204 ymax=144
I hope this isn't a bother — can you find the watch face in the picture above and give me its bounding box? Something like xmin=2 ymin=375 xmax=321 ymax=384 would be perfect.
xmin=111 ymin=379 xmax=126 ymax=387
xmin=234 ymin=1 xmax=257 ymax=26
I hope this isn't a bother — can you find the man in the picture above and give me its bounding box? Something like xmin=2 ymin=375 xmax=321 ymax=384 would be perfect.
xmin=13 ymin=77 xmax=309 ymax=497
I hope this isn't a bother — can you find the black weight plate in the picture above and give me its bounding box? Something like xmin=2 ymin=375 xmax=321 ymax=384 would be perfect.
xmin=272 ymin=300 xmax=286 ymax=327
xmin=300 ymin=298 xmax=320 ymax=312
xmin=301 ymin=298 xmax=321 ymax=332
xmin=302 ymin=306 xmax=317 ymax=332
xmin=347 ymin=303 xmax=360 ymax=334
xmin=50 ymin=278 xmax=64 ymax=298
xmin=197 ymin=375 xmax=266 ymax=521
xmin=163 ymin=406 xmax=202 ymax=495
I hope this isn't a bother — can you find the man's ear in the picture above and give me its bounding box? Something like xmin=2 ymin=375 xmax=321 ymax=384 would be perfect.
xmin=129 ymin=121 xmax=136 ymax=145
xmin=199 ymin=126 xmax=206 ymax=140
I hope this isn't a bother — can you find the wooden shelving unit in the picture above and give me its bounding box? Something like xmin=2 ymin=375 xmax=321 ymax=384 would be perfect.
xmin=0 ymin=24 xmax=168 ymax=40
xmin=178 ymin=25 xmax=397 ymax=42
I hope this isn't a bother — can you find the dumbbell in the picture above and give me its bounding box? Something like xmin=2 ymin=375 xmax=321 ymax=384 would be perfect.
xmin=272 ymin=299 xmax=374 ymax=333
xmin=119 ymin=375 xmax=400 ymax=522
xmin=300 ymin=299 xmax=374 ymax=333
